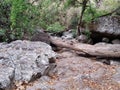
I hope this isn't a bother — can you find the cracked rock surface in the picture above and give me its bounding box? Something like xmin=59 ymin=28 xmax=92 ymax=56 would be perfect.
xmin=26 ymin=50 xmax=120 ymax=90
xmin=95 ymin=16 xmax=120 ymax=36
xmin=0 ymin=40 xmax=56 ymax=90
xmin=0 ymin=40 xmax=120 ymax=90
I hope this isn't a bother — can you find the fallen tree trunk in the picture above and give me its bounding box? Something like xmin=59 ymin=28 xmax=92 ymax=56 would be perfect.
xmin=51 ymin=37 xmax=120 ymax=58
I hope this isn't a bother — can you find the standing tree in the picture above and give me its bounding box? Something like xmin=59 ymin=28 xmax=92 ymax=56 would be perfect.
xmin=77 ymin=0 xmax=89 ymax=36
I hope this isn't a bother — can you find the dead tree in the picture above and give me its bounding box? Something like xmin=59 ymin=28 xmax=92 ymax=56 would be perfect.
xmin=50 ymin=37 xmax=120 ymax=59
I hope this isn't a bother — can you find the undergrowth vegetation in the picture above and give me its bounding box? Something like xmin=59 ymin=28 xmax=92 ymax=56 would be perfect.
xmin=47 ymin=22 xmax=65 ymax=33
xmin=0 ymin=0 xmax=119 ymax=42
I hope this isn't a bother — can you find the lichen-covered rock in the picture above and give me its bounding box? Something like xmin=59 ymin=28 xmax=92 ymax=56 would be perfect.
xmin=89 ymin=15 xmax=120 ymax=42
xmin=0 ymin=67 xmax=14 ymax=90
xmin=0 ymin=40 xmax=56 ymax=90
xmin=93 ymin=16 xmax=120 ymax=38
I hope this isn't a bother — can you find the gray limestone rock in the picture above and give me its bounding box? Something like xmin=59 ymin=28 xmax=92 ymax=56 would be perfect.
xmin=0 ymin=40 xmax=56 ymax=89
xmin=94 ymin=16 xmax=120 ymax=37
xmin=61 ymin=30 xmax=74 ymax=39
xmin=0 ymin=66 xmax=14 ymax=90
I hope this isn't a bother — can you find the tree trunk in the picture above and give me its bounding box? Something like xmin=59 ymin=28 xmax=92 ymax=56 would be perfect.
xmin=77 ymin=0 xmax=89 ymax=36
xmin=51 ymin=37 xmax=120 ymax=59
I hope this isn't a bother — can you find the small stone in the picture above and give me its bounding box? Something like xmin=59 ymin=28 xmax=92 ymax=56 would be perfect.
xmin=77 ymin=34 xmax=88 ymax=43
xmin=110 ymin=60 xmax=120 ymax=66
xmin=102 ymin=37 xmax=109 ymax=43
xmin=61 ymin=30 xmax=73 ymax=39
xmin=112 ymin=39 xmax=120 ymax=44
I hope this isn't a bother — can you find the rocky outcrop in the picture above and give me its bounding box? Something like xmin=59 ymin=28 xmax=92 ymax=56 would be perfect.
xmin=51 ymin=37 xmax=120 ymax=58
xmin=90 ymin=15 xmax=120 ymax=40
xmin=96 ymin=16 xmax=120 ymax=36
xmin=31 ymin=30 xmax=51 ymax=44
xmin=0 ymin=40 xmax=56 ymax=90
xmin=26 ymin=50 xmax=120 ymax=90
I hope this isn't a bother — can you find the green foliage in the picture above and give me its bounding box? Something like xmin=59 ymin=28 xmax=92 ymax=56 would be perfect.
xmin=83 ymin=29 xmax=91 ymax=39
xmin=0 ymin=0 xmax=119 ymax=42
xmin=10 ymin=0 xmax=37 ymax=39
xmin=71 ymin=29 xmax=77 ymax=38
xmin=0 ymin=0 xmax=39 ymax=41
xmin=83 ymin=5 xmax=107 ymax=23
xmin=64 ymin=0 xmax=82 ymax=9
xmin=0 ymin=0 xmax=11 ymax=41
xmin=82 ymin=0 xmax=119 ymax=23
xmin=10 ymin=0 xmax=26 ymax=39
xmin=70 ymin=14 xmax=79 ymax=28
xmin=38 ymin=0 xmax=60 ymax=29
xmin=47 ymin=22 xmax=65 ymax=33
xmin=100 ymin=0 xmax=120 ymax=11
xmin=0 ymin=0 xmax=11 ymax=29
xmin=10 ymin=0 xmax=26 ymax=29
xmin=0 ymin=29 xmax=6 ymax=36
xmin=83 ymin=7 xmax=94 ymax=23
xmin=64 ymin=0 xmax=76 ymax=9
xmin=0 ymin=29 xmax=8 ymax=41
xmin=0 ymin=0 xmax=62 ymax=42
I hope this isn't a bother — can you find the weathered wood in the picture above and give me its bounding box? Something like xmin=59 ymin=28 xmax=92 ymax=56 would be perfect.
xmin=51 ymin=37 xmax=120 ymax=58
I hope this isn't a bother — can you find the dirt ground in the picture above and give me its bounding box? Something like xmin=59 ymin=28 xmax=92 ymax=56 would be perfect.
xmin=24 ymin=48 xmax=120 ymax=90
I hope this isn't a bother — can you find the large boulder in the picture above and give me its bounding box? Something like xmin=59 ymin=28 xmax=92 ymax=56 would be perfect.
xmin=0 ymin=40 xmax=56 ymax=90
xmin=96 ymin=16 xmax=120 ymax=36
xmin=31 ymin=30 xmax=51 ymax=44
xmin=90 ymin=15 xmax=120 ymax=40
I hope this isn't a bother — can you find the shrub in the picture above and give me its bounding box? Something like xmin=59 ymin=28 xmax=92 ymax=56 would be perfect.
xmin=0 ymin=0 xmax=40 ymax=42
xmin=38 ymin=0 xmax=60 ymax=29
xmin=10 ymin=0 xmax=38 ymax=40
xmin=71 ymin=29 xmax=77 ymax=38
xmin=0 ymin=29 xmax=7 ymax=41
xmin=47 ymin=22 xmax=65 ymax=33
xmin=83 ymin=29 xmax=91 ymax=39
xmin=0 ymin=0 xmax=119 ymax=42
xmin=0 ymin=0 xmax=11 ymax=29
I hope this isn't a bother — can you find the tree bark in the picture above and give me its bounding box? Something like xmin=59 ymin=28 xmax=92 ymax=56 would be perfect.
xmin=50 ymin=37 xmax=120 ymax=59
xmin=77 ymin=0 xmax=89 ymax=36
